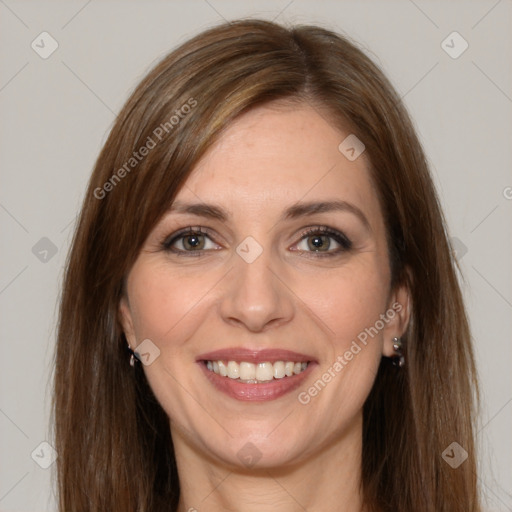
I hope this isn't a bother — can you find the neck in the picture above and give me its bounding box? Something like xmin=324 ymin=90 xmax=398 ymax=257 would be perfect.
xmin=173 ymin=414 xmax=366 ymax=512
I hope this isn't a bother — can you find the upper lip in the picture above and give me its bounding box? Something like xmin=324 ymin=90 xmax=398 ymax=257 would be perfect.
xmin=196 ymin=347 xmax=317 ymax=364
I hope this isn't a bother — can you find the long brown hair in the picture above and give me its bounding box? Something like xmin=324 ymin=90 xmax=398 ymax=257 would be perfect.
xmin=53 ymin=19 xmax=481 ymax=511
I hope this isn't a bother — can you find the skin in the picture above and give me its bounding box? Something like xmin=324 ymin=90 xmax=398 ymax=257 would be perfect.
xmin=120 ymin=101 xmax=410 ymax=512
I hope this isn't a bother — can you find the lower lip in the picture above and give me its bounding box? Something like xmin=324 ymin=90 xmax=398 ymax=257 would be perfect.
xmin=198 ymin=361 xmax=316 ymax=401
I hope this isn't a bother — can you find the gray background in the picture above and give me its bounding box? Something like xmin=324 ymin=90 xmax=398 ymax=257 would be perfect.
xmin=0 ymin=1 xmax=511 ymax=510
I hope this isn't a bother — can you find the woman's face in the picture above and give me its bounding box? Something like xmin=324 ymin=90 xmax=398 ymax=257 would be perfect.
xmin=120 ymin=101 xmax=409 ymax=469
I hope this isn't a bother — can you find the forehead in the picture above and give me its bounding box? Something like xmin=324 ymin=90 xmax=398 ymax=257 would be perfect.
xmin=175 ymin=102 xmax=380 ymax=222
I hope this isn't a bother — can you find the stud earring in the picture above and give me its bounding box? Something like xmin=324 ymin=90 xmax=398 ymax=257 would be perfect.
xmin=391 ymin=337 xmax=405 ymax=367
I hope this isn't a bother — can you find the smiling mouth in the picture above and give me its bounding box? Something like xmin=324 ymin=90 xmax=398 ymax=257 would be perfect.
xmin=204 ymin=360 xmax=310 ymax=383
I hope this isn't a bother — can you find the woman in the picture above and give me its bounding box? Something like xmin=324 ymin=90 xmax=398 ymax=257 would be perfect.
xmin=53 ymin=19 xmax=481 ymax=512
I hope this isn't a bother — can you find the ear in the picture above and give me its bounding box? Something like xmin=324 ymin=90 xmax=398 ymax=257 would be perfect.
xmin=119 ymin=295 xmax=137 ymax=349
xmin=381 ymin=281 xmax=411 ymax=358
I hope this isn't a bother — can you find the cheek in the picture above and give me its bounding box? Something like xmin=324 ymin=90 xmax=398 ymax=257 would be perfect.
xmin=125 ymin=264 xmax=216 ymax=418
xmin=294 ymin=263 xmax=388 ymax=422
xmin=295 ymin=255 xmax=390 ymax=408
xmin=300 ymin=257 xmax=390 ymax=347
xmin=126 ymin=261 xmax=216 ymax=344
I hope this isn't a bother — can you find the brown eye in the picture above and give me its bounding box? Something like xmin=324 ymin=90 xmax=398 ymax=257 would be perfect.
xmin=181 ymin=233 xmax=206 ymax=250
xmin=293 ymin=227 xmax=352 ymax=256
xmin=162 ymin=227 xmax=221 ymax=254
xmin=306 ymin=234 xmax=332 ymax=251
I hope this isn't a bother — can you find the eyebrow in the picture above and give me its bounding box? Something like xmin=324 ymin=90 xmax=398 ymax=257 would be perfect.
xmin=169 ymin=200 xmax=371 ymax=231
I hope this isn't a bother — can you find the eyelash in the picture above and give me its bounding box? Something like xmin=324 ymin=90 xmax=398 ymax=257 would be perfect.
xmin=161 ymin=225 xmax=352 ymax=258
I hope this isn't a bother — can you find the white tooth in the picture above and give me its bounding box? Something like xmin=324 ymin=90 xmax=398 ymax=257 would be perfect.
xmin=218 ymin=361 xmax=228 ymax=377
xmin=273 ymin=361 xmax=285 ymax=379
xmin=227 ymin=361 xmax=240 ymax=379
xmin=239 ymin=362 xmax=256 ymax=380
xmin=256 ymin=362 xmax=274 ymax=381
xmin=212 ymin=360 xmax=306 ymax=380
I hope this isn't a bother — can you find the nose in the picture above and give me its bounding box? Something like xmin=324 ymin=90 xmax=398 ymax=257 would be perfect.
xmin=219 ymin=246 xmax=295 ymax=333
